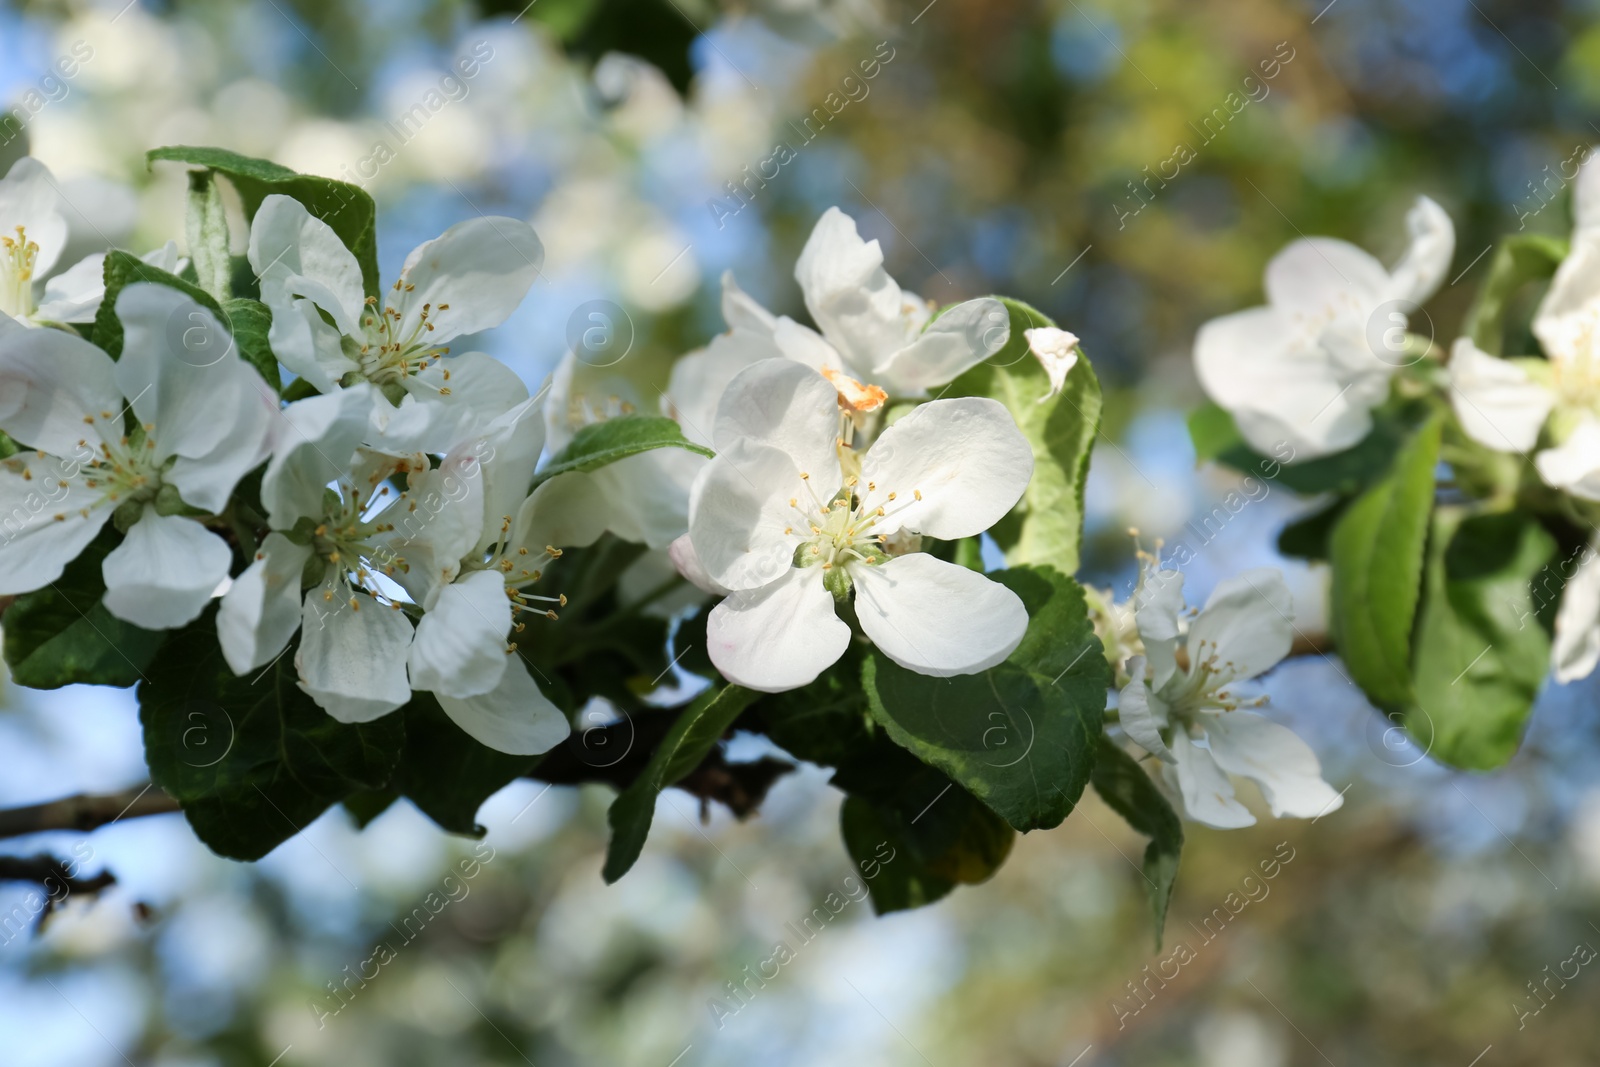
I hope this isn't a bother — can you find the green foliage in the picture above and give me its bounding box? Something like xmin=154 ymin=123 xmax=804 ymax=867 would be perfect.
xmin=1329 ymin=413 xmax=1441 ymax=710
xmin=946 ymin=299 xmax=1101 ymax=574
xmin=1090 ymin=737 xmax=1182 ymax=948
xmin=1410 ymin=510 xmax=1556 ymax=769
xmin=1187 ymin=400 xmax=1419 ymax=496
xmin=603 ymin=685 xmax=757 ymax=883
xmin=139 ymin=616 xmax=404 ymax=861
xmin=220 ymin=297 xmax=281 ymax=393
xmin=92 ymin=251 xmax=220 ymax=360
xmin=1463 ymin=235 xmax=1568 ymax=356
xmin=531 ymin=416 xmax=714 ymax=489
xmin=148 ymin=145 xmax=381 ymax=297
xmin=862 ymin=565 xmax=1109 ymax=832
xmin=1 ymin=530 xmax=166 ymax=689
xmin=392 ymin=693 xmax=546 ymax=836
xmin=1277 ymin=498 xmax=1348 ymax=562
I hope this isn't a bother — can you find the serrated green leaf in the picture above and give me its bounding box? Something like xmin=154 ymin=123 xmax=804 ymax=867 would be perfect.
xmin=862 ymin=565 xmax=1109 ymax=832
xmin=1463 ymin=234 xmax=1568 ymax=356
xmin=532 ymin=416 xmax=713 ymax=489
xmin=139 ymin=615 xmax=405 ymax=861
xmin=1329 ymin=413 xmax=1441 ymax=710
xmin=2 ymin=529 xmax=166 ymax=689
xmin=602 ymin=685 xmax=756 ymax=882
xmin=148 ymin=145 xmax=380 ymax=298
xmin=1090 ymin=736 xmax=1182 ymax=949
xmin=1409 ymin=510 xmax=1555 ymax=769
xmin=945 ymin=299 xmax=1101 ymax=574
xmin=391 ymin=693 xmax=545 ymax=836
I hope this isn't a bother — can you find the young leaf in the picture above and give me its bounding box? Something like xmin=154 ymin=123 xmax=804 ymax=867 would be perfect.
xmin=1409 ymin=510 xmax=1556 ymax=769
xmin=1328 ymin=413 xmax=1441 ymax=710
xmin=602 ymin=685 xmax=756 ymax=882
xmin=391 ymin=693 xmax=545 ymax=836
xmin=531 ymin=415 xmax=714 ymax=489
xmin=1 ymin=530 xmax=166 ymax=689
xmin=862 ymin=565 xmax=1109 ymax=832
xmin=1090 ymin=736 xmax=1182 ymax=948
xmin=944 ymin=299 xmax=1101 ymax=574
xmin=139 ymin=616 xmax=405 ymax=861
xmin=1462 ymin=234 xmax=1567 ymax=356
xmin=148 ymin=145 xmax=381 ymax=298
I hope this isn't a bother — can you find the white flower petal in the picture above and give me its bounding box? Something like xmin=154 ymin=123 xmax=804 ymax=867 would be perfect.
xmin=1553 ymin=541 xmax=1600 ymax=683
xmin=409 ymin=570 xmax=512 ymax=699
xmin=1383 ymin=196 xmax=1455 ymax=306
xmin=266 ymin=294 xmax=360 ymax=393
xmin=720 ymin=269 xmax=778 ymax=335
xmin=705 ymin=566 xmax=849 ymax=693
xmin=687 ymin=439 xmax=807 ymax=591
xmin=1534 ymin=225 xmax=1600 ymax=368
xmin=873 ymin=296 xmax=1009 ymax=394
xmin=436 ymin=657 xmax=569 ymax=755
xmin=1133 ymin=567 xmax=1185 ymax=693
xmin=1117 ymin=663 xmax=1175 ymax=763
xmin=1264 ymin=236 xmax=1389 ymax=315
xmin=1536 ymin=417 xmax=1600 ymax=500
xmin=0 ymin=453 xmax=112 ymax=595
xmin=0 ymin=158 xmax=68 ymax=276
xmin=100 ymin=508 xmax=233 ymax=629
xmin=1186 ymin=568 xmax=1294 ymax=684
xmin=1446 ymin=337 xmax=1553 ymax=453
xmin=0 ymin=315 xmax=122 ymax=456
xmin=668 ymin=531 xmax=731 ymax=596
xmin=1203 ymin=711 xmax=1344 ymax=820
xmin=165 ymin=374 xmax=279 ymax=513
xmin=296 ymin=584 xmax=413 ymax=723
xmin=769 ymin=316 xmax=847 ymax=378
xmin=391 ymin=216 xmax=543 ymax=344
xmin=248 ymin=194 xmax=365 ymax=333
xmin=1024 ymin=326 xmax=1080 ymax=401
xmin=793 ymin=207 xmax=914 ymax=373
xmin=407 ymin=351 xmax=531 ymax=439
xmin=217 ymin=534 xmax=314 ymax=675
xmin=852 ymin=552 xmax=1027 ymax=676
xmin=665 ymin=328 xmax=783 ymax=446
xmin=1170 ymin=729 xmax=1256 ymax=829
xmin=712 ymin=358 xmax=842 ymax=485
xmin=856 ymin=396 xmax=1032 ymax=540
xmin=261 ymin=385 xmax=375 ymax=527
xmin=35 ymin=253 xmax=109 ymax=323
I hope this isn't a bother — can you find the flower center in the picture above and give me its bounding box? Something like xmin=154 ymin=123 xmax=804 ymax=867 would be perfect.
xmin=1551 ymin=309 xmax=1600 ymax=410
xmin=785 ymin=473 xmax=924 ymax=590
xmin=0 ymin=225 xmax=40 ymax=319
xmin=355 ymin=283 xmax=452 ymax=388
xmin=1163 ymin=638 xmax=1267 ymax=722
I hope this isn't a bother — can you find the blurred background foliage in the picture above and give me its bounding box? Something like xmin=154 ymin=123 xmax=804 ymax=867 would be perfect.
xmin=4 ymin=0 xmax=1600 ymax=1063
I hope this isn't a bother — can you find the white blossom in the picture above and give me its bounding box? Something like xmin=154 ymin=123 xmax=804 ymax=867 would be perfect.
xmin=1117 ymin=564 xmax=1343 ymax=829
xmin=1195 ymin=196 xmax=1454 ymax=459
xmin=684 ymin=358 xmax=1033 ymax=692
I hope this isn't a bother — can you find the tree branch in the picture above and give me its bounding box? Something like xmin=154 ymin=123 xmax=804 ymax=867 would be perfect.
xmin=0 ymin=785 xmax=182 ymax=841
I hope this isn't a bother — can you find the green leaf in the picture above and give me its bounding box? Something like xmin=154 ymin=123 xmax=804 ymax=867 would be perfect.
xmin=92 ymin=251 xmax=219 ymax=360
xmin=185 ymin=169 xmax=232 ymax=302
xmin=1328 ymin=413 xmax=1441 ymax=710
xmin=1276 ymin=498 xmax=1349 ymax=562
xmin=862 ymin=565 xmax=1110 ymax=832
xmin=1463 ymin=234 xmax=1568 ymax=356
xmin=148 ymin=146 xmax=380 ymax=298
xmin=602 ymin=685 xmax=757 ymax=882
xmin=2 ymin=529 xmax=166 ymax=689
xmin=1090 ymin=736 xmax=1182 ymax=948
xmin=391 ymin=693 xmax=545 ymax=836
xmin=532 ymin=416 xmax=714 ymax=490
xmin=840 ymin=797 xmax=954 ymax=912
xmin=945 ymin=299 xmax=1101 ymax=574
xmin=139 ymin=616 xmax=405 ymax=861
xmin=1409 ymin=510 xmax=1556 ymax=769
xmin=1187 ymin=400 xmax=1414 ymax=497
xmin=220 ymin=297 xmax=282 ymax=393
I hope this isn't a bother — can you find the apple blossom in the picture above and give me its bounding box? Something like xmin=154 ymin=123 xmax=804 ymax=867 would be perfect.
xmin=684 ymin=358 xmax=1033 ymax=692
xmin=1116 ymin=562 xmax=1343 ymax=829
xmin=0 ymin=283 xmax=277 ymax=628
xmin=1195 ymin=196 xmax=1454 ymax=458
